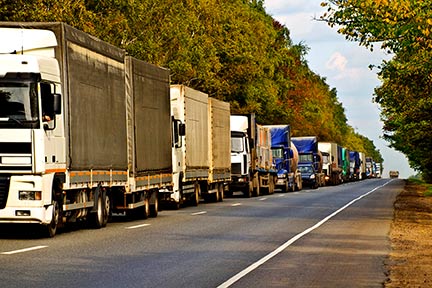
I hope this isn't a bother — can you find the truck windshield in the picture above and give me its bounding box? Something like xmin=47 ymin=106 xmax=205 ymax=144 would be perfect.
xmin=0 ymin=81 xmax=39 ymax=128
xmin=231 ymin=137 xmax=244 ymax=153
xmin=272 ymin=148 xmax=283 ymax=159
xmin=299 ymin=165 xmax=313 ymax=174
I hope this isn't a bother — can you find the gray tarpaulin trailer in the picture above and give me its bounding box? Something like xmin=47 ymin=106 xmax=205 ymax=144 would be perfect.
xmin=0 ymin=22 xmax=172 ymax=236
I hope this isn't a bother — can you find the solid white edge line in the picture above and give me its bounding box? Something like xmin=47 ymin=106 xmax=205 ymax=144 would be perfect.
xmin=126 ymin=223 xmax=151 ymax=229
xmin=259 ymin=198 xmax=267 ymax=201
xmin=217 ymin=180 xmax=393 ymax=288
xmin=1 ymin=245 xmax=48 ymax=255
xmin=232 ymin=203 xmax=242 ymax=207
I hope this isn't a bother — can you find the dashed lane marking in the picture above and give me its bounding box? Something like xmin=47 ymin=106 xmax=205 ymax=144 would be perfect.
xmin=1 ymin=245 xmax=48 ymax=255
xmin=217 ymin=180 xmax=392 ymax=288
xmin=191 ymin=211 xmax=207 ymax=216
xmin=126 ymin=223 xmax=151 ymax=229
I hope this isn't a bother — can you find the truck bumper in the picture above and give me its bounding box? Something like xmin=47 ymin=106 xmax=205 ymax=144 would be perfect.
xmin=0 ymin=205 xmax=52 ymax=225
xmin=301 ymin=178 xmax=316 ymax=187
xmin=229 ymin=176 xmax=249 ymax=191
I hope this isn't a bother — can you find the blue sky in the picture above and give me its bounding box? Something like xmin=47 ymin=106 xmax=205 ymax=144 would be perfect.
xmin=265 ymin=0 xmax=416 ymax=178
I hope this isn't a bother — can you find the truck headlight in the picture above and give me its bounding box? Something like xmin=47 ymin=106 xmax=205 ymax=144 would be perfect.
xmin=310 ymin=174 xmax=316 ymax=179
xmin=19 ymin=191 xmax=42 ymax=201
xmin=278 ymin=174 xmax=286 ymax=179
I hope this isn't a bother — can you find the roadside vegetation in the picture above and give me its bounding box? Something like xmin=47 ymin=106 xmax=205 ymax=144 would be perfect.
xmin=407 ymin=177 xmax=432 ymax=197
xmin=321 ymin=0 xmax=432 ymax=182
xmin=0 ymin=0 xmax=383 ymax=162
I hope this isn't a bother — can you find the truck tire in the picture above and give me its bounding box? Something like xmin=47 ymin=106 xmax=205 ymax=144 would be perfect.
xmin=142 ymin=197 xmax=150 ymax=219
xmin=243 ymin=184 xmax=252 ymax=198
xmin=218 ymin=183 xmax=224 ymax=202
xmin=45 ymin=197 xmax=60 ymax=238
xmin=89 ymin=189 xmax=109 ymax=228
xmin=101 ymin=193 xmax=110 ymax=227
xmin=150 ymin=192 xmax=159 ymax=217
xmin=252 ymin=174 xmax=260 ymax=197
xmin=190 ymin=182 xmax=200 ymax=206
xmin=268 ymin=176 xmax=275 ymax=195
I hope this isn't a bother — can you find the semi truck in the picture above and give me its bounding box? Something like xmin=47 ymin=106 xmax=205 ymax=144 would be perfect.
xmin=365 ymin=157 xmax=373 ymax=178
xmin=318 ymin=142 xmax=342 ymax=185
xmin=341 ymin=147 xmax=351 ymax=182
xmin=349 ymin=151 xmax=361 ymax=180
xmin=359 ymin=152 xmax=366 ymax=179
xmin=292 ymin=136 xmax=325 ymax=189
xmin=229 ymin=114 xmax=277 ymax=197
xmin=165 ymin=85 xmax=230 ymax=208
xmin=0 ymin=22 xmax=171 ymax=237
xmin=265 ymin=125 xmax=302 ymax=192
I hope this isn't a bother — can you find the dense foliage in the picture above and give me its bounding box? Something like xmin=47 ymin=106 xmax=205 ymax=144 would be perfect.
xmin=321 ymin=0 xmax=431 ymax=181
xmin=0 ymin=0 xmax=383 ymax=163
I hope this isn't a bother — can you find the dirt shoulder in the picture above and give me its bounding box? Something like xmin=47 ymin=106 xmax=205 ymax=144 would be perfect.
xmin=385 ymin=180 xmax=432 ymax=287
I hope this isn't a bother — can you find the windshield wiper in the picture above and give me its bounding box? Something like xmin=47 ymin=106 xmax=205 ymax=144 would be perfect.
xmin=8 ymin=116 xmax=25 ymax=126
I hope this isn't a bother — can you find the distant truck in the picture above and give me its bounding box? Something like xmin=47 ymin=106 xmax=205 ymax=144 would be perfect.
xmin=340 ymin=147 xmax=351 ymax=182
xmin=365 ymin=157 xmax=373 ymax=178
xmin=292 ymin=137 xmax=325 ymax=189
xmin=318 ymin=142 xmax=342 ymax=185
xmin=359 ymin=152 xmax=366 ymax=179
xmin=229 ymin=114 xmax=277 ymax=197
xmin=167 ymin=85 xmax=231 ymax=208
xmin=389 ymin=171 xmax=399 ymax=178
xmin=375 ymin=162 xmax=382 ymax=178
xmin=265 ymin=125 xmax=302 ymax=192
xmin=0 ymin=22 xmax=171 ymax=236
xmin=349 ymin=151 xmax=361 ymax=181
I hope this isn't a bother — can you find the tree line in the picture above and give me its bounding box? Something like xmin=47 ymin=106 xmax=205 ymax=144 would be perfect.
xmin=321 ymin=0 xmax=431 ymax=182
xmin=0 ymin=0 xmax=383 ymax=164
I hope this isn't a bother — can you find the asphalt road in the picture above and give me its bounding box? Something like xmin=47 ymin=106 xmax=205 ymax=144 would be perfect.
xmin=0 ymin=178 xmax=402 ymax=288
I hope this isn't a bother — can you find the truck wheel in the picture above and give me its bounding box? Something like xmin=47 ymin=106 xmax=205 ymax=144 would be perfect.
xmin=218 ymin=183 xmax=224 ymax=202
xmin=253 ymin=175 xmax=260 ymax=197
xmin=101 ymin=193 xmax=110 ymax=227
xmin=268 ymin=177 xmax=275 ymax=195
xmin=243 ymin=184 xmax=252 ymax=198
xmin=213 ymin=185 xmax=220 ymax=202
xmin=150 ymin=193 xmax=159 ymax=217
xmin=142 ymin=197 xmax=150 ymax=219
xmin=191 ymin=182 xmax=200 ymax=206
xmin=45 ymin=198 xmax=60 ymax=238
xmin=90 ymin=191 xmax=108 ymax=228
xmin=297 ymin=179 xmax=303 ymax=191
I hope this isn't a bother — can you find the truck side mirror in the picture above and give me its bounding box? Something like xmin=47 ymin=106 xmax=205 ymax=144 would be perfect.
xmin=53 ymin=93 xmax=61 ymax=114
xmin=179 ymin=123 xmax=186 ymax=136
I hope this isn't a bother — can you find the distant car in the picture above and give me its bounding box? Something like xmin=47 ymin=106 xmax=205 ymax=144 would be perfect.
xmin=389 ymin=171 xmax=400 ymax=178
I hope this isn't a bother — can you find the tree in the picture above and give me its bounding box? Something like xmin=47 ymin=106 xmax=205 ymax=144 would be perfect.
xmin=321 ymin=0 xmax=432 ymax=181
xmin=0 ymin=0 xmax=383 ymax=166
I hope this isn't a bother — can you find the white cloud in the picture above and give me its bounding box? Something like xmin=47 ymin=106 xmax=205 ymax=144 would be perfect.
xmin=265 ymin=0 xmax=416 ymax=178
xmin=326 ymin=52 xmax=347 ymax=71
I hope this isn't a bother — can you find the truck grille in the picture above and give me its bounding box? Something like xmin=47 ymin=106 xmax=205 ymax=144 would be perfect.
xmin=0 ymin=142 xmax=32 ymax=172
xmin=0 ymin=176 xmax=10 ymax=209
xmin=231 ymin=163 xmax=242 ymax=175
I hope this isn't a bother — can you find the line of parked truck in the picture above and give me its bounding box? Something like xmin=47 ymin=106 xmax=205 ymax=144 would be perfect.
xmin=0 ymin=22 xmax=381 ymax=237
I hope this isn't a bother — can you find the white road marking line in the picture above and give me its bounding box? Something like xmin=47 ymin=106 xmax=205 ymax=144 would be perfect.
xmin=126 ymin=223 xmax=151 ymax=229
xmin=231 ymin=203 xmax=242 ymax=207
xmin=191 ymin=211 xmax=207 ymax=216
xmin=1 ymin=245 xmax=48 ymax=255
xmin=217 ymin=180 xmax=392 ymax=288
xmin=278 ymin=194 xmax=286 ymax=197
xmin=259 ymin=197 xmax=267 ymax=201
